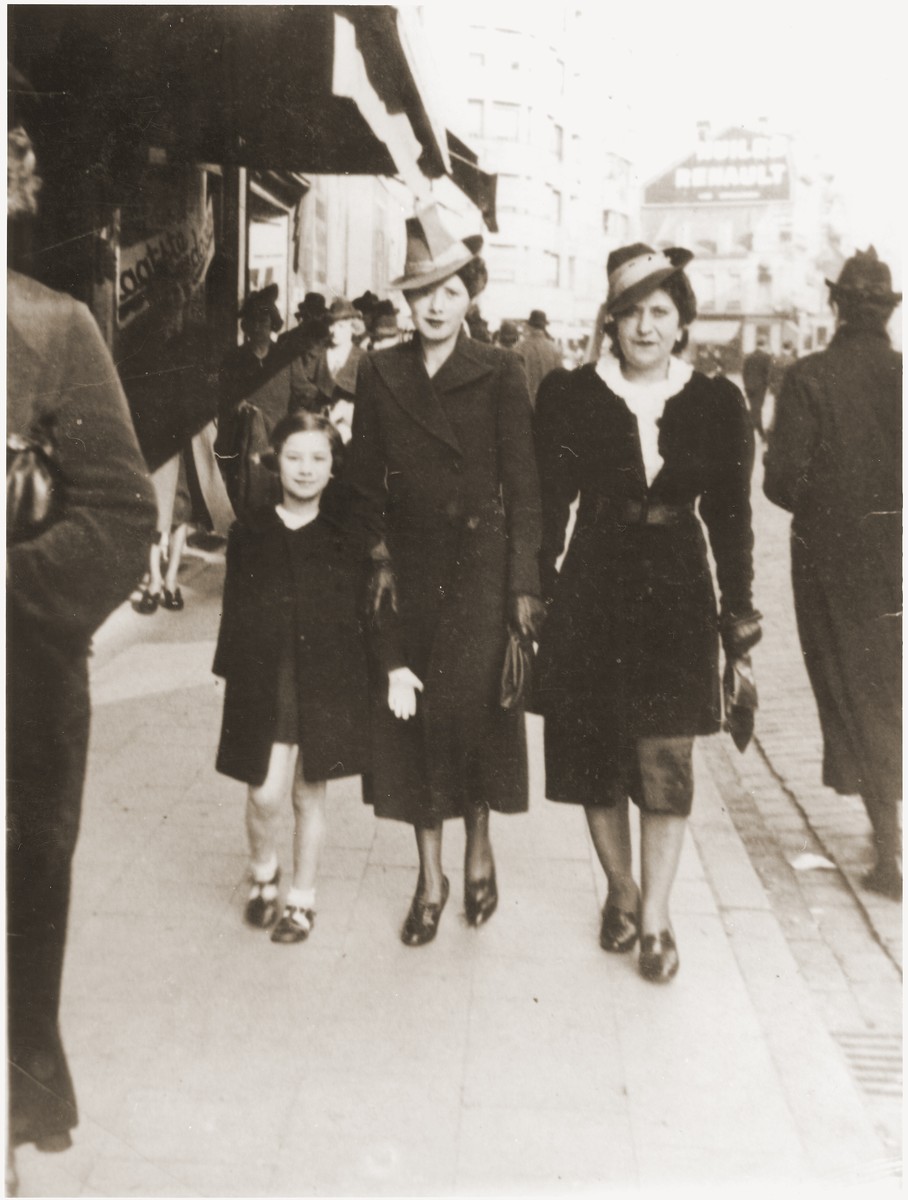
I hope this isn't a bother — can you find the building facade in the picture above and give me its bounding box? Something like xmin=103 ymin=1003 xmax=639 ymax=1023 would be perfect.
xmin=423 ymin=5 xmax=634 ymax=352
xmin=641 ymin=123 xmax=845 ymax=370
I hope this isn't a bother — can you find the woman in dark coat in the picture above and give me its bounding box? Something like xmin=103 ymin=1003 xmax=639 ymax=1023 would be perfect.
xmin=534 ymin=244 xmax=761 ymax=982
xmin=347 ymin=204 xmax=544 ymax=946
xmin=7 ymin=127 xmax=157 ymax=1158
xmin=214 ymin=412 xmax=377 ymax=943
xmin=764 ymin=248 xmax=902 ymax=899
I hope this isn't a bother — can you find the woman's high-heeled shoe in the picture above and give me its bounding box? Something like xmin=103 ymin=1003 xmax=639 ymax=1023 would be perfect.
xmin=464 ymin=870 xmax=498 ymax=927
xmin=162 ymin=586 xmax=184 ymax=611
xmin=401 ymin=876 xmax=449 ymax=946
xmin=135 ymin=587 xmax=160 ymax=614
xmin=639 ymin=928 xmax=680 ymax=983
xmin=599 ymin=902 xmax=640 ymax=953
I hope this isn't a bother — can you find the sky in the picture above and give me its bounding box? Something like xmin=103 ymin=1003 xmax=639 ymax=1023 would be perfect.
xmin=418 ymin=0 xmax=903 ymax=285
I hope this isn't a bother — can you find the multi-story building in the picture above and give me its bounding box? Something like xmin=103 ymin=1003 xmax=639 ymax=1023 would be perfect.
xmin=423 ymin=6 xmax=634 ymax=351
xmin=641 ymin=122 xmax=845 ymax=369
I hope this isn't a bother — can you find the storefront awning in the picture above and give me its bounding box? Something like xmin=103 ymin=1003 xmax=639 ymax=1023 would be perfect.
xmin=9 ymin=5 xmax=474 ymax=191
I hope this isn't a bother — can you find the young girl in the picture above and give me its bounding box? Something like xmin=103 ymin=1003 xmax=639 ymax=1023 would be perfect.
xmin=213 ymin=411 xmax=372 ymax=944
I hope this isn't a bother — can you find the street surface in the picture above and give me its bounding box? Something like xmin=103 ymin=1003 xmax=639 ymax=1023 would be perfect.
xmin=12 ymin=448 xmax=902 ymax=1197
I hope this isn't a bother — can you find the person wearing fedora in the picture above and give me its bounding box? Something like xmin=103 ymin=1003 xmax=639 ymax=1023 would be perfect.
xmin=347 ymin=203 xmax=544 ymax=946
xmin=368 ymin=299 xmax=401 ymax=351
xmin=533 ymin=242 xmax=761 ymax=982
xmin=764 ymin=247 xmax=902 ymax=900
xmin=518 ymin=309 xmax=563 ymax=409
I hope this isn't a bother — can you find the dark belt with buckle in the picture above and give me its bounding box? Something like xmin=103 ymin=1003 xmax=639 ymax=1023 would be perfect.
xmin=614 ymin=499 xmax=693 ymax=526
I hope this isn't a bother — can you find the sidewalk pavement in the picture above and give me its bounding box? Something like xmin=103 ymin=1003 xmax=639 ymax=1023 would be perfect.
xmin=12 ymin=544 xmax=899 ymax=1197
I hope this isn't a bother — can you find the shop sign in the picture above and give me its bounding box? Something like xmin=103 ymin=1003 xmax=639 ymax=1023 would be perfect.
xmin=118 ymin=200 xmax=215 ymax=326
xmin=645 ymin=129 xmax=791 ymax=206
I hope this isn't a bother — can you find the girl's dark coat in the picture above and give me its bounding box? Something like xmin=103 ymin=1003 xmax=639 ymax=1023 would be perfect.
xmin=213 ymin=503 xmax=374 ymax=786
xmin=534 ymin=364 xmax=755 ymax=805
xmin=7 ymin=271 xmax=157 ymax=1146
xmin=347 ymin=334 xmax=542 ymax=825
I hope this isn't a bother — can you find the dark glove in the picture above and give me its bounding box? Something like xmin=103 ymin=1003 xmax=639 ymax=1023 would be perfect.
xmin=723 ymin=653 xmax=758 ymax=753
xmin=367 ymin=540 xmax=398 ymax=622
xmin=720 ymin=609 xmax=763 ymax=658
xmin=510 ymin=593 xmax=546 ymax=642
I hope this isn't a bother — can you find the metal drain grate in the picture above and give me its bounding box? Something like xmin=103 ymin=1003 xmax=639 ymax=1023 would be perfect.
xmin=835 ymin=1031 xmax=903 ymax=1098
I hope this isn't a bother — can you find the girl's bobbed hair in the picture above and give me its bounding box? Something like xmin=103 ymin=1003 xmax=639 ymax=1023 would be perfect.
xmin=269 ymin=410 xmax=345 ymax=474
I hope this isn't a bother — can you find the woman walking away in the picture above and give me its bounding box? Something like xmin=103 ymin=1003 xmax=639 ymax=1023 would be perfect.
xmin=213 ymin=412 xmax=374 ymax=943
xmin=347 ymin=203 xmax=543 ymax=946
xmin=534 ymin=243 xmax=760 ymax=982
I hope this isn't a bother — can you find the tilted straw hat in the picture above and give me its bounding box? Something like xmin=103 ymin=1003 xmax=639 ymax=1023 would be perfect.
xmin=391 ymin=203 xmax=477 ymax=292
xmin=605 ymin=243 xmax=694 ymax=316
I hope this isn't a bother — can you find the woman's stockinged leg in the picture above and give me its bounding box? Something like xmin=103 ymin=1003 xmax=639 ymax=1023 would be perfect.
xmin=163 ymin=523 xmax=188 ymax=592
xmin=586 ymin=802 xmax=638 ymax=910
xmin=414 ymin=823 xmax=445 ymax=903
xmin=246 ymin=743 xmax=296 ymax=870
xmin=639 ymin=812 xmax=687 ymax=935
xmin=290 ymin=757 xmax=327 ymax=895
xmin=464 ymin=800 xmax=494 ymax=883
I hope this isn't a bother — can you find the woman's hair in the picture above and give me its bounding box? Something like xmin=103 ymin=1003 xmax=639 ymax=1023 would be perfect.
xmin=602 ymin=270 xmax=698 ymax=362
xmin=8 ymin=126 xmax=41 ymax=219
xmin=456 ymin=255 xmax=488 ymax=300
xmin=269 ymin=410 xmax=345 ymax=473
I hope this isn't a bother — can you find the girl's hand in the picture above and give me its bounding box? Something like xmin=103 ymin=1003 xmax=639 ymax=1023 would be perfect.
xmin=388 ymin=667 xmax=424 ymax=720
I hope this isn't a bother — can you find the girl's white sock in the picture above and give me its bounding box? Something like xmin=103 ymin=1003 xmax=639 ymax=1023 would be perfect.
xmin=286 ymin=886 xmax=316 ymax=911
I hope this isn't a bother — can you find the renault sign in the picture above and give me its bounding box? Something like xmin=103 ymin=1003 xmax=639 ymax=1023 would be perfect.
xmin=645 ymin=129 xmax=791 ymax=205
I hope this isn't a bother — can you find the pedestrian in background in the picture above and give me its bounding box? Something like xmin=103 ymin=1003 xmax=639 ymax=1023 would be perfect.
xmin=769 ymin=338 xmax=797 ymax=402
xmin=213 ymin=412 xmax=376 ymax=943
xmin=764 ymin=247 xmax=902 ymax=900
xmin=534 ymin=243 xmax=760 ymax=983
xmin=348 ymin=204 xmax=543 ymax=946
xmin=742 ymin=334 xmax=772 ymax=441
xmin=368 ymin=299 xmax=401 ymax=351
xmin=495 ymin=319 xmax=520 ymax=349
xmin=518 ymin=309 xmax=563 ymax=408
xmin=7 ymin=123 xmax=156 ymax=1170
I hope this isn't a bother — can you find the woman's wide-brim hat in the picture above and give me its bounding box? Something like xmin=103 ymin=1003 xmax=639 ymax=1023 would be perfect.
xmin=825 ymin=246 xmax=901 ymax=304
xmin=391 ymin=203 xmax=478 ymax=292
xmin=605 ymin=243 xmax=694 ymax=316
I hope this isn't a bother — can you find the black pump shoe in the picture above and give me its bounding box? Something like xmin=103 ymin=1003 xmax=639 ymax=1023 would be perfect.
xmin=465 ymin=871 xmax=498 ymax=927
xmin=599 ymin=902 xmax=640 ymax=953
xmin=401 ymin=876 xmax=449 ymax=946
xmin=135 ymin=588 xmax=160 ymax=614
xmin=162 ymin=586 xmax=184 ymax=611
xmin=639 ymin=929 xmax=680 ymax=983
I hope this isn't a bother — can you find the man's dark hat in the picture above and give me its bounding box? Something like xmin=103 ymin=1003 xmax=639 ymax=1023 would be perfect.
xmin=826 ymin=246 xmax=901 ymax=304
xmin=527 ymin=310 xmax=548 ymax=329
xmin=371 ymin=299 xmax=399 ymax=339
xmin=239 ymin=283 xmax=283 ymax=332
xmin=295 ymin=291 xmax=329 ymax=321
xmin=498 ymin=320 xmax=520 ymax=345
xmin=353 ymin=290 xmax=380 ymax=316
xmin=605 ymin=242 xmax=694 ymax=315
xmin=328 ymin=297 xmax=359 ymax=322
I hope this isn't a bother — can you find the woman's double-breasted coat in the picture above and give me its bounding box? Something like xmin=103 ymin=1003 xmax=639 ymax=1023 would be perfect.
xmin=533 ymin=363 xmax=756 ymax=806
xmin=213 ymin=502 xmax=375 ymax=786
xmin=7 ymin=270 xmax=156 ymax=1147
xmin=347 ymin=333 xmax=542 ymax=825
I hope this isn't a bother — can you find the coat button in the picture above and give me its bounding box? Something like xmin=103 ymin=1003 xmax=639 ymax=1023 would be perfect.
xmin=466 ymin=516 xmax=480 ymax=531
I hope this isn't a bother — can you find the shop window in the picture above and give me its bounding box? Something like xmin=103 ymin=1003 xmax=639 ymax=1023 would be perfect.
xmin=542 ymin=251 xmax=560 ymax=287
xmin=602 ymin=210 xmax=627 ymax=241
xmin=546 ymin=187 xmax=562 ymax=226
xmin=466 ymin=100 xmax=484 ymax=139
xmin=490 ymin=245 xmax=518 ymax=283
xmin=489 ymin=102 xmax=520 ymax=141
xmin=758 ymin=264 xmax=772 ymax=284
